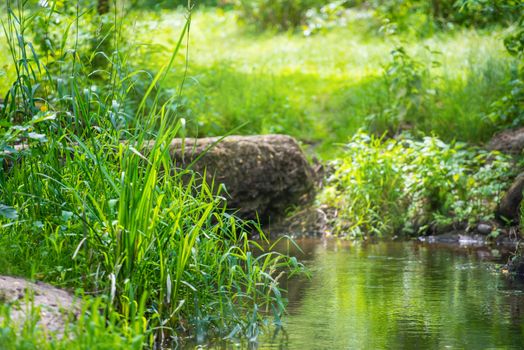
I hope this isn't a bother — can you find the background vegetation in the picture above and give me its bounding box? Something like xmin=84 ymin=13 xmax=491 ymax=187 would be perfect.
xmin=319 ymin=133 xmax=519 ymax=238
xmin=2 ymin=0 xmax=521 ymax=157
xmin=0 ymin=0 xmax=523 ymax=346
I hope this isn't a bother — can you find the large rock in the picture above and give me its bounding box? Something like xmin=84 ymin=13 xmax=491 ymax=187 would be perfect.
xmin=165 ymin=135 xmax=315 ymax=220
xmin=497 ymin=173 xmax=524 ymax=224
xmin=487 ymin=128 xmax=524 ymax=154
xmin=0 ymin=276 xmax=78 ymax=335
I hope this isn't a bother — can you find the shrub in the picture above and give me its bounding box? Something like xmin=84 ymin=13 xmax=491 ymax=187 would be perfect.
xmin=365 ymin=29 xmax=439 ymax=137
xmin=370 ymin=0 xmax=521 ymax=33
xmin=235 ymin=0 xmax=327 ymax=31
xmin=319 ymin=132 xmax=516 ymax=238
xmin=369 ymin=44 xmax=432 ymax=135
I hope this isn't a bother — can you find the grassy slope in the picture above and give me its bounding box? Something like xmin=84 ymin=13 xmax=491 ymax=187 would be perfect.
xmin=131 ymin=9 xmax=514 ymax=157
xmin=0 ymin=7 xmax=301 ymax=344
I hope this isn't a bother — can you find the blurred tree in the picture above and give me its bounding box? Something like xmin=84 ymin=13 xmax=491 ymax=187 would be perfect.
xmin=97 ymin=0 xmax=109 ymax=14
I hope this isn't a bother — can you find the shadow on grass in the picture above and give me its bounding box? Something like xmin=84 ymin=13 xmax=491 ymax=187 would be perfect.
xmin=165 ymin=57 xmax=510 ymax=157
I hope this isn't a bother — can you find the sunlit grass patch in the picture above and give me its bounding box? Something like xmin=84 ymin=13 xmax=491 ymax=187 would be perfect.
xmin=0 ymin=8 xmax=517 ymax=156
xmin=129 ymin=9 xmax=516 ymax=156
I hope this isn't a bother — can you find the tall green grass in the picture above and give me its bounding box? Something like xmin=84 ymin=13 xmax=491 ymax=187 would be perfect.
xmin=0 ymin=1 xmax=302 ymax=346
xmin=0 ymin=298 xmax=148 ymax=349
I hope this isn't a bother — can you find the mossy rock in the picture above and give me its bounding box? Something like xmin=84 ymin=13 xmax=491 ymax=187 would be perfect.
xmin=164 ymin=134 xmax=316 ymax=221
xmin=488 ymin=128 xmax=524 ymax=155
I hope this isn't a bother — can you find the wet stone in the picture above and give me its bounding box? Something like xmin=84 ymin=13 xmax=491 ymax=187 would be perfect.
xmin=477 ymin=223 xmax=493 ymax=235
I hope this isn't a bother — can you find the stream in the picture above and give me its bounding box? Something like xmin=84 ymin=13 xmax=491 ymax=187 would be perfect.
xmin=220 ymin=239 xmax=524 ymax=349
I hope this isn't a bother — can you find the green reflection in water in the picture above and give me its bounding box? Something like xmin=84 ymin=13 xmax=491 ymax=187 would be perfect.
xmin=261 ymin=240 xmax=524 ymax=350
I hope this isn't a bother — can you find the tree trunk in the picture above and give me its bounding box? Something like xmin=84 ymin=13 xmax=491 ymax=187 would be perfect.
xmin=97 ymin=0 xmax=110 ymax=14
xmin=431 ymin=0 xmax=440 ymax=20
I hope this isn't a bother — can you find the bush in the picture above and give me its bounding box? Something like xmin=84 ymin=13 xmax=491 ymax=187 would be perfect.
xmin=368 ymin=0 xmax=521 ymax=35
xmin=319 ymin=132 xmax=516 ymax=238
xmin=367 ymin=43 xmax=434 ymax=135
xmin=235 ymin=0 xmax=327 ymax=31
xmin=486 ymin=2 xmax=524 ymax=128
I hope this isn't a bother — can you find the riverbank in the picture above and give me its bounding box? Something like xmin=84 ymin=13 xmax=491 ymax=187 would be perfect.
xmin=0 ymin=2 xmax=522 ymax=347
xmin=272 ymin=131 xmax=523 ymax=243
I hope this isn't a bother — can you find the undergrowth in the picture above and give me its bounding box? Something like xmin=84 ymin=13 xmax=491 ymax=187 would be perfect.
xmin=130 ymin=9 xmax=517 ymax=156
xmin=1 ymin=7 xmax=519 ymax=158
xmin=319 ymin=132 xmax=518 ymax=238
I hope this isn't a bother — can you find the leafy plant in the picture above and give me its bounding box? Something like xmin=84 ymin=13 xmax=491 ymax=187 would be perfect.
xmin=369 ymin=0 xmax=521 ymax=35
xmin=366 ymin=24 xmax=440 ymax=136
xmin=319 ymin=132 xmax=516 ymax=238
xmin=0 ymin=297 xmax=147 ymax=349
xmin=486 ymin=2 xmax=524 ymax=128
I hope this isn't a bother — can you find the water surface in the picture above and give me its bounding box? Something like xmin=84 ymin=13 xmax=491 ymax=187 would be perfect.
xmin=256 ymin=239 xmax=524 ymax=349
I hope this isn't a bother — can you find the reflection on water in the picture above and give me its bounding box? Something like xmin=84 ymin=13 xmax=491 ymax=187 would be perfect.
xmin=261 ymin=239 xmax=524 ymax=350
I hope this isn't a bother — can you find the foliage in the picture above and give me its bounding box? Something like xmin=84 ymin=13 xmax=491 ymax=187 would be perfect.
xmin=366 ymin=39 xmax=436 ymax=135
xmin=1 ymin=0 xmax=117 ymax=125
xmin=486 ymin=1 xmax=524 ymax=129
xmin=234 ymin=0 xmax=327 ymax=31
xmin=1 ymin=126 xmax=303 ymax=342
xmin=1 ymin=7 xmax=517 ymax=156
xmin=0 ymin=1 xmax=303 ymax=346
xmin=136 ymin=10 xmax=512 ymax=156
xmin=370 ymin=0 xmax=521 ymax=36
xmin=487 ymin=78 xmax=524 ymax=129
xmin=454 ymin=0 xmax=522 ymax=26
xmin=319 ymin=132 xmax=516 ymax=238
xmin=301 ymin=1 xmax=383 ymax=37
xmin=0 ymin=298 xmax=148 ymax=349
xmin=302 ymin=1 xmax=357 ymax=36
xmin=232 ymin=0 xmax=520 ymax=34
